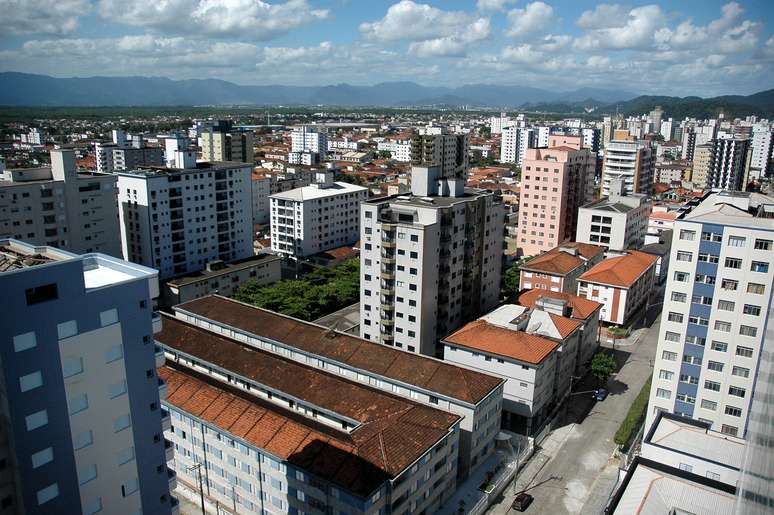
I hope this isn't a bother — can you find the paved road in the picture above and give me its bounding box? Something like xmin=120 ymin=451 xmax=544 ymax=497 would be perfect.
xmin=489 ymin=312 xmax=660 ymax=515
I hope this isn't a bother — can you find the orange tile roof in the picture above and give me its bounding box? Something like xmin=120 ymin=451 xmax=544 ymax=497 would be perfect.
xmin=175 ymin=296 xmax=503 ymax=404
xmin=444 ymin=319 xmax=559 ymax=364
xmin=547 ymin=312 xmax=582 ymax=338
xmin=649 ymin=211 xmax=677 ymax=221
xmin=578 ymin=250 xmax=658 ymax=288
xmin=160 ymin=364 xmax=458 ymax=497
xmin=521 ymin=242 xmax=604 ymax=275
xmin=517 ymin=289 xmax=602 ymax=320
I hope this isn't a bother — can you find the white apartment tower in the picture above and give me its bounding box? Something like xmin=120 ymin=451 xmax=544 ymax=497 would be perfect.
xmin=290 ymin=126 xmax=327 ymax=162
xmin=500 ymin=127 xmax=533 ymax=165
xmin=0 ymin=149 xmax=122 ymax=257
xmin=708 ymin=136 xmax=750 ymax=191
xmin=748 ymin=124 xmax=773 ymax=180
xmin=269 ymin=172 xmax=367 ymax=258
xmin=601 ymin=130 xmax=655 ymax=196
xmin=647 ymin=191 xmax=774 ymax=439
xmin=116 ymin=152 xmax=253 ymax=279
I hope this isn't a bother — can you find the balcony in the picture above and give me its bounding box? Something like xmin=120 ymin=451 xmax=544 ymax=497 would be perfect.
xmin=167 ymin=468 xmax=177 ymax=490
xmin=380 ymin=314 xmax=395 ymax=325
xmin=170 ymin=497 xmax=180 ymax=515
xmin=158 ymin=378 xmax=168 ymax=400
xmin=381 ymin=282 xmax=395 ymax=296
xmin=161 ymin=409 xmax=171 ymax=431
xmin=155 ymin=345 xmax=165 ymax=368
xmin=152 ymin=313 xmax=163 ymax=334
xmin=164 ymin=438 xmax=174 ymax=462
xmin=381 ymin=267 xmax=395 ymax=280
xmin=382 ymin=303 xmax=394 ymax=312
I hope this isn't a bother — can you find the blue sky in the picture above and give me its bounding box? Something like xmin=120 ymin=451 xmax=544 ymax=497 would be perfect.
xmin=1 ymin=1 xmax=772 ymax=96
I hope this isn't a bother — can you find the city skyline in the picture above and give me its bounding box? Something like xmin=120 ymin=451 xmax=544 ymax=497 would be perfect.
xmin=0 ymin=1 xmax=773 ymax=97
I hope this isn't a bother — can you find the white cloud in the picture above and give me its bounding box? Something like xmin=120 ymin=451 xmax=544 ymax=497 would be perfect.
xmin=360 ymin=1 xmax=488 ymax=43
xmin=259 ymin=42 xmax=333 ymax=66
xmin=576 ymin=4 xmax=629 ymax=30
xmin=476 ymin=0 xmax=515 ymax=12
xmin=539 ymin=34 xmax=572 ymax=51
xmin=501 ymin=44 xmax=544 ymax=64
xmin=505 ymin=2 xmax=554 ymax=39
xmin=1 ymin=0 xmax=90 ymax=35
xmin=654 ymin=2 xmax=760 ymax=54
xmin=97 ymin=0 xmax=329 ymax=40
xmin=574 ymin=5 xmax=664 ymax=50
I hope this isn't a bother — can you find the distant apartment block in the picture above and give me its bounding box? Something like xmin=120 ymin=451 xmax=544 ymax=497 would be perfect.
xmin=691 ymin=143 xmax=713 ymax=189
xmin=95 ymin=129 xmax=164 ymax=173
xmin=270 ymin=172 xmax=367 ymax=258
xmin=252 ymin=173 xmax=310 ymax=225
xmin=519 ymin=242 xmax=605 ymax=294
xmin=576 ymin=250 xmax=658 ymax=326
xmin=748 ymin=124 xmax=773 ymax=180
xmin=576 ymin=179 xmax=651 ymax=251
xmin=0 ymin=149 xmax=122 ymax=257
xmin=116 ymin=151 xmax=253 ymax=279
xmin=707 ymin=135 xmax=750 ymax=191
xmin=647 ymin=191 xmax=774 ymax=438
xmin=159 ymin=254 xmax=281 ymax=308
xmin=410 ymin=127 xmax=469 ymax=182
xmin=500 ymin=126 xmax=532 ymax=165
xmin=0 ymin=239 xmax=174 ymax=515
xmin=376 ymin=137 xmax=411 ymax=162
xmin=290 ymin=126 xmax=327 ymax=164
xmin=201 ymin=121 xmax=255 ymax=164
xmin=601 ymin=130 xmax=655 ymax=196
xmin=518 ymin=135 xmax=595 ymax=256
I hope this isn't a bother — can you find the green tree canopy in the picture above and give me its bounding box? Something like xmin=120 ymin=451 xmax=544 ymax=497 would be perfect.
xmin=591 ymin=352 xmax=617 ymax=385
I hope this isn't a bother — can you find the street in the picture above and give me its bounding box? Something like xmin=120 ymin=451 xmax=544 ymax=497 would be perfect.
xmin=488 ymin=310 xmax=661 ymax=515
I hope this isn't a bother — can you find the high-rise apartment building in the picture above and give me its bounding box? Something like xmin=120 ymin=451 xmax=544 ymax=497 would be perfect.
xmin=410 ymin=127 xmax=468 ymax=182
xmin=692 ymin=143 xmax=713 ymax=189
xmin=359 ymin=161 xmax=504 ymax=357
xmin=500 ymin=126 xmax=533 ymax=165
xmin=647 ymin=191 xmax=774 ymax=438
xmin=748 ymin=124 xmax=773 ymax=180
xmin=581 ymin=128 xmax=601 ymax=152
xmin=200 ymin=122 xmax=255 ymax=164
xmin=518 ymin=135 xmax=595 ymax=256
xmin=489 ymin=112 xmax=514 ymax=134
xmin=0 ymin=239 xmax=174 ymax=515
xmin=269 ymin=172 xmax=367 ymax=258
xmin=290 ymin=126 xmax=327 ymax=164
xmin=95 ymin=129 xmax=164 ymax=173
xmin=601 ymin=130 xmax=655 ymax=196
xmin=707 ymin=136 xmax=750 ymax=191
xmin=660 ymin=118 xmax=675 ymax=142
xmin=116 ymin=151 xmax=253 ymax=279
xmin=0 ymin=149 xmax=121 ymax=257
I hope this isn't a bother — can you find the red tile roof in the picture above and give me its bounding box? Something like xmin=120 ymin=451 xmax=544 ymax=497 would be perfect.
xmin=521 ymin=242 xmax=604 ymax=275
xmin=517 ymin=289 xmax=602 ymax=320
xmin=444 ymin=319 xmax=559 ymax=364
xmin=578 ymin=251 xmax=658 ymax=288
xmin=547 ymin=313 xmax=582 ymax=338
xmin=175 ymin=296 xmax=503 ymax=405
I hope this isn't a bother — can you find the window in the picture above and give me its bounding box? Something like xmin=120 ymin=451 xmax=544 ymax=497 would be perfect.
xmin=83 ymin=498 xmax=102 ymax=515
xmin=57 ymin=320 xmax=78 ymax=339
xmin=725 ymin=257 xmax=742 ymax=269
xmin=410 ymin=234 xmax=418 ymax=242
xmin=25 ymin=410 xmax=48 ymax=431
xmin=717 ymin=300 xmax=735 ymax=311
xmin=79 ymin=464 xmax=97 ymax=485
xmin=105 ymin=345 xmax=123 ymax=364
xmin=121 ymin=478 xmax=139 ymax=497
xmin=109 ymin=380 xmax=127 ymax=399
xmin=678 ymin=463 xmax=693 ymax=472
xmin=732 ymin=366 xmax=750 ymax=378
xmin=721 ymin=425 xmax=738 ymax=436
xmin=74 ymin=430 xmax=93 ymax=450
xmin=664 ymin=331 xmax=680 ymax=342
xmin=701 ymin=399 xmax=717 ymax=411
xmin=680 ymin=374 xmax=698 ymax=385
xmin=667 ymin=312 xmax=683 ymax=323
xmin=676 ymin=393 xmax=695 ymax=404
xmin=676 ymin=251 xmax=692 ymax=262
xmin=99 ymin=309 xmax=118 ymax=327
xmin=725 ymin=406 xmax=742 ymax=417
xmin=31 ymin=448 xmax=54 ymax=469
xmin=689 ymin=315 xmax=708 ymax=326
xmin=704 ymin=380 xmax=721 ymax=392
xmin=698 ymin=253 xmax=719 ymax=263
xmin=658 ymin=370 xmax=674 ymax=380
xmin=711 ymin=341 xmax=728 ymax=352
xmin=751 ymin=261 xmax=769 ymax=273
xmin=68 ymin=394 xmax=89 ymax=415
xmin=673 ymin=271 xmax=689 ymax=282
xmin=729 ymin=386 xmax=746 ymax=398
xmin=728 ymin=235 xmax=746 ymax=247
xmin=686 ymin=335 xmax=705 ymax=346
xmin=656 ymin=388 xmax=672 ymax=399
xmin=747 ymin=283 xmax=765 ymax=294
xmin=25 ymin=283 xmax=58 ymax=305
xmin=62 ymin=356 xmax=83 ymax=378
xmin=114 ymin=414 xmax=131 ymax=433
xmin=36 ymin=484 xmax=58 ymax=505
xmin=740 ymin=325 xmax=758 ymax=337
xmin=736 ymin=346 xmax=754 ymax=358
xmin=117 ymin=447 xmax=135 ymax=466
xmin=707 ymin=361 xmax=724 ymax=372
xmin=714 ymin=321 xmax=732 ymax=333
xmin=702 ymin=232 xmax=722 ymax=242
xmin=19 ymin=371 xmax=43 ymax=392
xmin=721 ymin=279 xmax=738 ymax=291
xmin=706 ymin=471 xmax=721 ymax=481
xmin=683 ymin=354 xmax=702 ymax=365
xmin=679 ymin=229 xmax=695 ymax=240
xmin=754 ymin=239 xmax=772 ymax=250
xmin=13 ymin=332 xmax=36 ymax=352
xmin=671 ymin=292 xmax=687 ymax=303
xmin=695 ymin=274 xmax=716 ymax=284
xmin=662 ymin=351 xmax=677 ymax=361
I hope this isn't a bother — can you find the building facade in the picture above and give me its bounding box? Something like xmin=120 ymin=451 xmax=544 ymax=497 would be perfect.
xmin=0 ymin=149 xmax=122 ymax=257
xmin=707 ymin=136 xmax=750 ymax=191
xmin=0 ymin=239 xmax=174 ymax=515
xmin=201 ymin=128 xmax=255 ymax=164
xmin=519 ymin=242 xmax=605 ymax=294
xmin=576 ymin=179 xmax=651 ymax=252
xmin=601 ymin=130 xmax=655 ymax=196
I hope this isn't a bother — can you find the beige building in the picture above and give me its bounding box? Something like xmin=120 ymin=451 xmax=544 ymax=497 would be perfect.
xmin=201 ymin=129 xmax=254 ymax=163
xmin=0 ymin=149 xmax=122 ymax=256
xmin=692 ymin=143 xmax=713 ymax=189
xmin=601 ymin=130 xmax=655 ymax=196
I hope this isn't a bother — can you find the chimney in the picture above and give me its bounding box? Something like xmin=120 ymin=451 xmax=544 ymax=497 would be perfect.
xmin=536 ymin=296 xmax=571 ymax=317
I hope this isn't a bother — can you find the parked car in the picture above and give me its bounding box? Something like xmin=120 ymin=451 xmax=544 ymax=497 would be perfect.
xmin=512 ymin=492 xmax=534 ymax=512
xmin=594 ymin=388 xmax=609 ymax=401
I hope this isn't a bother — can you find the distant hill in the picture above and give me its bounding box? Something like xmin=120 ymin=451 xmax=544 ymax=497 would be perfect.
xmin=601 ymin=91 xmax=774 ymax=119
xmin=0 ymin=71 xmax=638 ymax=108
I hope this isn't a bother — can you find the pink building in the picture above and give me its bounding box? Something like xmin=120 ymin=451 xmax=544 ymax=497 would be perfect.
xmin=518 ymin=136 xmax=595 ymax=256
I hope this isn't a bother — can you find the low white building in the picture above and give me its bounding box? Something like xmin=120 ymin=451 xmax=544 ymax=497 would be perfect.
xmin=576 ymin=179 xmax=651 ymax=251
xmin=270 ymin=172 xmax=367 ymax=258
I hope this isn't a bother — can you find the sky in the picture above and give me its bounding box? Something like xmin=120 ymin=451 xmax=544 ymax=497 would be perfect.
xmin=0 ymin=0 xmax=772 ymax=97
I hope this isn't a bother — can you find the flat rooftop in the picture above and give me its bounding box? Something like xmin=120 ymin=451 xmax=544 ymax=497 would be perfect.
xmin=174 ymin=296 xmax=502 ymax=405
xmin=365 ymin=188 xmax=492 ymax=209
xmin=270 ymin=181 xmax=367 ymax=201
xmin=117 ymin=160 xmax=251 ymax=177
xmin=682 ymin=191 xmax=774 ymax=230
xmin=157 ymin=318 xmax=459 ymax=496
xmin=166 ymin=254 xmax=281 ymax=288
xmin=581 ymin=196 xmax=646 ymax=213
xmin=0 ymin=240 xmax=68 ymax=272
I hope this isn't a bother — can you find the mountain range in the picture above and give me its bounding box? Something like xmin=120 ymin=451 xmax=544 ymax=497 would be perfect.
xmin=0 ymin=72 xmax=771 ymax=118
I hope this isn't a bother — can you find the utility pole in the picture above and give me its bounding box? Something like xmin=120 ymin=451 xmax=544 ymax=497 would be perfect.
xmin=187 ymin=463 xmax=206 ymax=515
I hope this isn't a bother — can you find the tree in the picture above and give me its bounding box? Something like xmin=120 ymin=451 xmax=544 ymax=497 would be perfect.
xmin=591 ymin=352 xmax=617 ymax=386
xmin=377 ymin=150 xmax=392 ymax=159
xmin=502 ymin=256 xmax=532 ymax=299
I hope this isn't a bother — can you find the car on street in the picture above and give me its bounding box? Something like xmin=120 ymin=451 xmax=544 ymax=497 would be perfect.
xmin=594 ymin=388 xmax=609 ymax=401
xmin=511 ymin=492 xmax=534 ymax=512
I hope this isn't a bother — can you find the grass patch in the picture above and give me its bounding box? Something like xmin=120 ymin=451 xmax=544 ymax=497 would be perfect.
xmin=614 ymin=375 xmax=652 ymax=447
